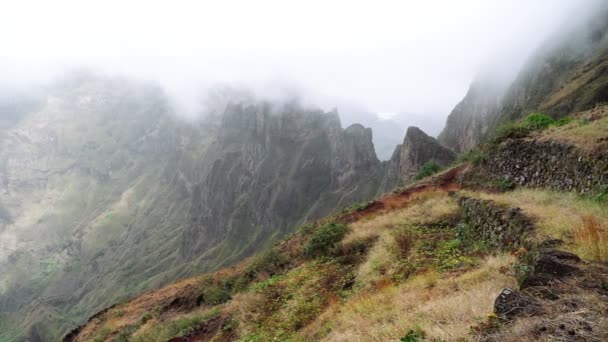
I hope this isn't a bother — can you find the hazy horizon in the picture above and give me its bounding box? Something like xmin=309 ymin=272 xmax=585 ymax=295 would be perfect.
xmin=1 ymin=0 xmax=603 ymax=140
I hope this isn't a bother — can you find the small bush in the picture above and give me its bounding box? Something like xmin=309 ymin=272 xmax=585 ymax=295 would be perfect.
xmin=401 ymin=327 xmax=426 ymax=341
xmin=304 ymin=222 xmax=348 ymax=258
xmin=520 ymin=113 xmax=555 ymax=130
xmin=140 ymin=312 xmax=154 ymax=324
xmin=202 ymin=285 xmax=231 ymax=305
xmin=414 ymin=161 xmax=442 ymax=181
xmin=498 ymin=178 xmax=515 ymax=192
xmin=492 ymin=122 xmax=530 ymax=144
xmin=247 ymin=248 xmax=287 ymax=277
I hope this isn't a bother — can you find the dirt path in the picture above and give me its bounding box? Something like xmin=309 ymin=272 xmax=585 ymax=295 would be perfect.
xmin=340 ymin=164 xmax=466 ymax=224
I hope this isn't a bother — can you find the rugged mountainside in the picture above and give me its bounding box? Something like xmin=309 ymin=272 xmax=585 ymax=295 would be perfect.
xmin=0 ymin=73 xmax=449 ymax=341
xmin=439 ymin=7 xmax=608 ymax=152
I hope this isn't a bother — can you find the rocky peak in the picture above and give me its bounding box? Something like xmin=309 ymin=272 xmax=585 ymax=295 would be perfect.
xmin=380 ymin=126 xmax=455 ymax=192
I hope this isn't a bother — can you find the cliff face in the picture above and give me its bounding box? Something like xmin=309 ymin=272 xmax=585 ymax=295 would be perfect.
xmin=380 ymin=126 xmax=455 ymax=192
xmin=437 ymin=79 xmax=507 ymax=153
xmin=439 ymin=7 xmax=608 ymax=152
xmin=180 ymin=103 xmax=383 ymax=262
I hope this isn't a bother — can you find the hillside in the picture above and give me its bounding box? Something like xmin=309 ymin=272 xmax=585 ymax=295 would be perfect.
xmin=66 ymin=105 xmax=608 ymax=341
xmin=0 ymin=73 xmax=454 ymax=341
xmin=439 ymin=6 xmax=608 ymax=153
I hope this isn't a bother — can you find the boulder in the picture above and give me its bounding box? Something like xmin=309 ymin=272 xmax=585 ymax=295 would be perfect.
xmin=494 ymin=288 xmax=540 ymax=320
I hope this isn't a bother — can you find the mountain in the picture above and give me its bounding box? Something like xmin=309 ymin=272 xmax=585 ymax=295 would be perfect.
xmin=65 ymin=101 xmax=608 ymax=340
xmin=380 ymin=126 xmax=455 ymax=192
xmin=0 ymin=72 xmax=452 ymax=341
xmin=439 ymin=6 xmax=608 ymax=152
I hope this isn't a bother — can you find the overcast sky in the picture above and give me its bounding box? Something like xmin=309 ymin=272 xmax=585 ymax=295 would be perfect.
xmin=0 ymin=0 xmax=601 ymax=133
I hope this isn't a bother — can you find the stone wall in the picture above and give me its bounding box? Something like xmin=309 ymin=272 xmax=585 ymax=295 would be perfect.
xmin=484 ymin=139 xmax=608 ymax=194
xmin=459 ymin=197 xmax=534 ymax=250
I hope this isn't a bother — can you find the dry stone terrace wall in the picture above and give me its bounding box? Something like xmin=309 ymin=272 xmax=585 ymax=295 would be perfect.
xmin=484 ymin=139 xmax=608 ymax=194
xmin=458 ymin=197 xmax=534 ymax=250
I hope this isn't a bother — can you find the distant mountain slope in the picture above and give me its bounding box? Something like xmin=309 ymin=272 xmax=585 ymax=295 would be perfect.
xmin=439 ymin=7 xmax=608 ymax=152
xmin=0 ymin=72 xmax=449 ymax=341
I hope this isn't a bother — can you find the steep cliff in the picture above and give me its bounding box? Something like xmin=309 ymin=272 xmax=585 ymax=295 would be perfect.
xmin=439 ymin=7 xmax=608 ymax=152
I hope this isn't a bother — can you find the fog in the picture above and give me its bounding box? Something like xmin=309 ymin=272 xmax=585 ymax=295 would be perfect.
xmin=0 ymin=0 xmax=603 ymax=145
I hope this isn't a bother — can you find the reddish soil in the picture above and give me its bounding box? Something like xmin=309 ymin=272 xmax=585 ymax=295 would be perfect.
xmin=339 ymin=164 xmax=466 ymax=224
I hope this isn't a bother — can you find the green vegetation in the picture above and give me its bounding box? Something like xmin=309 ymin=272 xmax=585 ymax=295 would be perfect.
xmin=498 ymin=178 xmax=515 ymax=192
xmin=246 ymin=248 xmax=288 ymax=277
xmin=491 ymin=112 xmax=568 ymax=144
xmin=304 ymin=222 xmax=348 ymax=258
xmin=594 ymin=185 xmax=608 ymax=203
xmin=456 ymin=148 xmax=486 ymax=165
xmin=401 ymin=327 xmax=426 ymax=342
xmin=414 ymin=161 xmax=443 ymax=180
xmin=202 ymin=285 xmax=232 ymax=305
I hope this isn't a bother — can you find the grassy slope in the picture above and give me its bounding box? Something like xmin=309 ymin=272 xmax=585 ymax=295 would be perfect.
xmin=67 ymin=167 xmax=518 ymax=341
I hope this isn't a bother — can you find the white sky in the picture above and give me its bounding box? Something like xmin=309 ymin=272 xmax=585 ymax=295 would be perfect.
xmin=0 ymin=0 xmax=599 ymax=129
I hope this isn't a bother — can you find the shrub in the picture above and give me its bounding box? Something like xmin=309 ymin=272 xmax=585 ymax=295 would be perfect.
xmin=202 ymin=285 xmax=231 ymax=305
xmin=520 ymin=113 xmax=555 ymax=130
xmin=304 ymin=222 xmax=348 ymax=258
xmin=247 ymin=248 xmax=287 ymax=277
xmin=140 ymin=312 xmax=154 ymax=324
xmin=498 ymin=178 xmax=515 ymax=192
xmin=401 ymin=327 xmax=426 ymax=341
xmin=414 ymin=161 xmax=442 ymax=181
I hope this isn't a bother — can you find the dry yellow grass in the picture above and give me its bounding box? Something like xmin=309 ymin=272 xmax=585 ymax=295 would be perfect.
xmin=537 ymin=105 xmax=608 ymax=153
xmin=573 ymin=215 xmax=608 ymax=261
xmin=344 ymin=192 xmax=458 ymax=286
xmin=299 ymin=254 xmax=517 ymax=341
xmin=343 ymin=191 xmax=457 ymax=245
xmin=467 ymin=189 xmax=608 ymax=262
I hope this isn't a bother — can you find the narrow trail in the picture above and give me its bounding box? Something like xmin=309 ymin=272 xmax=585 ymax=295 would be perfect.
xmin=340 ymin=164 xmax=466 ymax=224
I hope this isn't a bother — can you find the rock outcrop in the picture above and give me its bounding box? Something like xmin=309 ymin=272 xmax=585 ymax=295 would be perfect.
xmin=458 ymin=197 xmax=533 ymax=250
xmin=380 ymin=126 xmax=455 ymax=192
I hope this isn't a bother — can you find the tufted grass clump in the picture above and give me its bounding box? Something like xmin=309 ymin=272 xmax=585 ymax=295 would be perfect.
xmin=456 ymin=148 xmax=486 ymax=165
